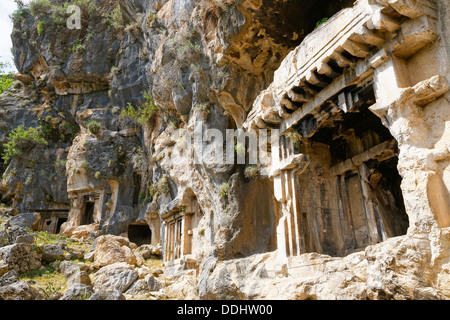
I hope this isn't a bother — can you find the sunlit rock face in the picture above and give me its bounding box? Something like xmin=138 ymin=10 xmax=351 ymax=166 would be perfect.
xmin=1 ymin=0 xmax=449 ymax=300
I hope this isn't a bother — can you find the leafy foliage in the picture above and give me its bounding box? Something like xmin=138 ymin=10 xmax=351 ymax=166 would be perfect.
xmin=219 ymin=182 xmax=229 ymax=198
xmin=29 ymin=0 xmax=52 ymax=17
xmin=0 ymin=61 xmax=14 ymax=95
xmin=285 ymin=129 xmax=302 ymax=149
xmin=87 ymin=120 xmax=101 ymax=134
xmin=235 ymin=142 xmax=245 ymax=157
xmin=244 ymin=166 xmax=259 ymax=180
xmin=120 ymin=90 xmax=158 ymax=124
xmin=29 ymin=0 xmax=96 ymax=26
xmin=10 ymin=7 xmax=30 ymax=22
xmin=2 ymin=125 xmax=48 ymax=164
xmin=71 ymin=39 xmax=86 ymax=53
xmin=156 ymin=174 xmax=170 ymax=195
xmin=102 ymin=4 xmax=123 ymax=29
xmin=314 ymin=17 xmax=328 ymax=29
xmin=37 ymin=21 xmax=46 ymax=35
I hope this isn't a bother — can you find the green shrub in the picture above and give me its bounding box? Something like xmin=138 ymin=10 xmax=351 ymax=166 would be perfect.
xmin=0 ymin=61 xmax=14 ymax=95
xmin=87 ymin=120 xmax=101 ymax=134
xmin=284 ymin=129 xmax=302 ymax=149
xmin=0 ymin=74 xmax=14 ymax=95
xmin=38 ymin=116 xmax=56 ymax=139
xmin=61 ymin=122 xmax=78 ymax=141
xmin=11 ymin=8 xmax=30 ymax=22
xmin=314 ymin=17 xmax=328 ymax=29
xmin=44 ymin=281 xmax=62 ymax=297
xmin=120 ymin=90 xmax=158 ymax=124
xmin=244 ymin=166 xmax=259 ymax=180
xmin=156 ymin=174 xmax=170 ymax=195
xmin=219 ymin=182 xmax=229 ymax=198
xmin=102 ymin=4 xmax=123 ymax=29
xmin=30 ymin=0 xmax=52 ymax=17
xmin=54 ymin=158 xmax=67 ymax=173
xmin=146 ymin=11 xmax=156 ymax=27
xmin=194 ymin=101 xmax=210 ymax=114
xmin=94 ymin=171 xmax=101 ymax=179
xmin=235 ymin=142 xmax=245 ymax=157
xmin=148 ymin=184 xmax=157 ymax=197
xmin=177 ymin=40 xmax=201 ymax=58
xmin=37 ymin=21 xmax=46 ymax=35
xmin=72 ymin=0 xmax=96 ymax=15
xmin=2 ymin=125 xmax=48 ymax=164
xmin=71 ymin=40 xmax=86 ymax=53
xmin=31 ymin=0 xmax=96 ymax=26
xmin=80 ymin=160 xmax=88 ymax=170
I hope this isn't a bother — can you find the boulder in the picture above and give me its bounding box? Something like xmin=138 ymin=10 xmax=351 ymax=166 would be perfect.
xmin=0 ymin=243 xmax=41 ymax=274
xmin=88 ymin=290 xmax=126 ymax=300
xmin=0 ymin=233 xmax=8 ymax=247
xmin=0 ymin=280 xmax=42 ymax=300
xmin=15 ymin=233 xmax=35 ymax=244
xmin=42 ymin=244 xmax=64 ymax=263
xmin=92 ymin=262 xmax=138 ymax=293
xmin=60 ymin=284 xmax=94 ymax=300
xmin=0 ymin=270 xmax=19 ymax=286
xmin=0 ymin=226 xmax=34 ymax=246
xmin=0 ymin=260 xmax=8 ymax=276
xmin=93 ymin=235 xmax=140 ymax=267
xmin=58 ymin=261 xmax=92 ymax=287
xmin=138 ymin=244 xmax=162 ymax=259
xmin=63 ymin=224 xmax=100 ymax=240
xmin=7 ymin=212 xmax=40 ymax=231
xmin=124 ymin=279 xmax=150 ymax=296
xmin=0 ymin=208 xmax=19 ymax=217
xmin=145 ymin=274 xmax=162 ymax=292
xmin=84 ymin=251 xmax=95 ymax=261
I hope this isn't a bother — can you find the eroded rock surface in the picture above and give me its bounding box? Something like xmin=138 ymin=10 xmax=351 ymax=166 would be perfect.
xmin=0 ymin=0 xmax=449 ymax=300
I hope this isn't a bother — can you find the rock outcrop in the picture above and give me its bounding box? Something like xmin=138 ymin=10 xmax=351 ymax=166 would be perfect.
xmin=0 ymin=0 xmax=449 ymax=300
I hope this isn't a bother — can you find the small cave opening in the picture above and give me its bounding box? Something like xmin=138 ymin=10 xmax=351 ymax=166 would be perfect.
xmin=128 ymin=223 xmax=152 ymax=247
xmin=81 ymin=201 xmax=95 ymax=225
xmin=56 ymin=217 xmax=67 ymax=234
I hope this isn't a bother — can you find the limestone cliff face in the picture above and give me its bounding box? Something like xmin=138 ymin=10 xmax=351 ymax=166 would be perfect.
xmin=3 ymin=0 xmax=351 ymax=252
xmin=1 ymin=0 xmax=450 ymax=300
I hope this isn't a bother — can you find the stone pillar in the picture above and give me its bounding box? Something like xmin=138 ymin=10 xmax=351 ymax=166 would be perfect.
xmin=271 ymin=135 xmax=310 ymax=262
xmin=370 ymin=51 xmax=450 ymax=234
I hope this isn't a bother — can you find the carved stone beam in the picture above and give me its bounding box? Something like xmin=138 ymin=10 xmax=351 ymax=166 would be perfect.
xmin=270 ymin=153 xmax=310 ymax=178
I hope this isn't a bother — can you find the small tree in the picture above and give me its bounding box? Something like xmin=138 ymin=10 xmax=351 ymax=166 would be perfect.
xmin=0 ymin=60 xmax=14 ymax=95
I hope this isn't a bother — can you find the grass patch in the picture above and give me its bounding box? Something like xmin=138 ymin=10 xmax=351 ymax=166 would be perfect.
xmin=32 ymin=230 xmax=72 ymax=246
xmin=19 ymin=264 xmax=67 ymax=298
